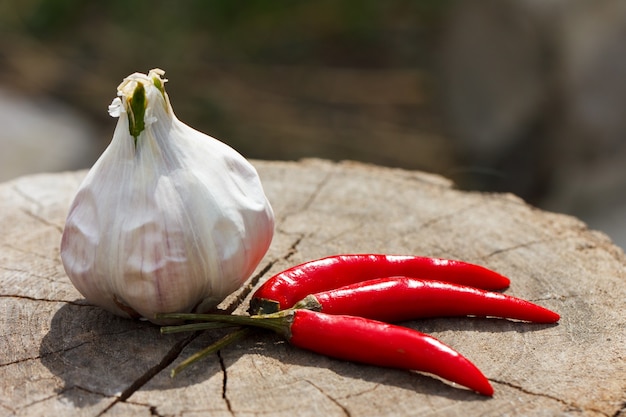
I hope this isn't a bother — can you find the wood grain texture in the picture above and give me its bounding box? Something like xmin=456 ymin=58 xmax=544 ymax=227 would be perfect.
xmin=1 ymin=159 xmax=624 ymax=417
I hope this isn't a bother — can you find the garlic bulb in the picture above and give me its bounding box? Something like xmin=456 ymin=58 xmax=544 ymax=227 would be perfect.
xmin=61 ymin=69 xmax=274 ymax=323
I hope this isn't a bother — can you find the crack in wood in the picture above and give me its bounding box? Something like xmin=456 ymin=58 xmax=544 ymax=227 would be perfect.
xmin=283 ymin=234 xmax=305 ymax=262
xmin=15 ymin=385 xmax=110 ymax=414
xmin=477 ymin=225 xmax=617 ymax=263
xmin=148 ymin=405 xmax=165 ymax=417
xmin=491 ymin=378 xmax=613 ymax=417
xmin=300 ymin=170 xmax=333 ymax=213
xmin=0 ymin=401 xmax=15 ymax=415
xmin=303 ymin=379 xmax=352 ymax=417
xmin=0 ymin=265 xmax=64 ymax=284
xmin=217 ymin=350 xmax=234 ymax=416
xmin=16 ymin=391 xmax=69 ymax=413
xmin=11 ymin=184 xmax=44 ymax=208
xmin=10 ymin=185 xmax=51 ymax=230
xmin=19 ymin=207 xmax=63 ymax=234
xmin=122 ymin=400 xmax=167 ymax=417
xmin=612 ymin=402 xmax=626 ymax=417
xmin=0 ymin=293 xmax=86 ymax=306
xmin=63 ymin=385 xmax=110 ymax=400
xmin=342 ymin=383 xmax=381 ymax=400
xmin=275 ymin=167 xmax=334 ymax=226
xmin=222 ymin=259 xmax=279 ymax=315
xmin=4 ymin=324 xmax=146 ymax=368
xmin=479 ymin=238 xmax=559 ymax=259
xmin=418 ymin=202 xmax=484 ymax=231
xmin=0 ymin=242 xmax=62 ymax=264
xmin=2 ymin=340 xmax=91 ymax=368
xmin=95 ymin=333 xmax=197 ymax=416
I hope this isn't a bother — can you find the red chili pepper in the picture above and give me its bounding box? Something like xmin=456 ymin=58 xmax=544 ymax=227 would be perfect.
xmin=250 ymin=254 xmax=511 ymax=314
xmin=293 ymin=277 xmax=560 ymax=323
xmin=289 ymin=310 xmax=494 ymax=396
xmin=158 ymin=309 xmax=494 ymax=396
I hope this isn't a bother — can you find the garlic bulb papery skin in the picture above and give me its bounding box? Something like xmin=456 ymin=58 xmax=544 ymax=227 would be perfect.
xmin=61 ymin=69 xmax=274 ymax=323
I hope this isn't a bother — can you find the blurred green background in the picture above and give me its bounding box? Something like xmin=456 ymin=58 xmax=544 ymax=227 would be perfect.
xmin=2 ymin=0 xmax=626 ymax=248
xmin=1 ymin=0 xmax=452 ymax=171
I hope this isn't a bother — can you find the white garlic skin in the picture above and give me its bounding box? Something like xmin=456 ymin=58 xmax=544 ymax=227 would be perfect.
xmin=61 ymin=69 xmax=274 ymax=323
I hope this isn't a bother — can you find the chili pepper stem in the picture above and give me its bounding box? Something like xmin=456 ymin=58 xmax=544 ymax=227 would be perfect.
xmin=171 ymin=327 xmax=252 ymax=377
xmin=292 ymin=294 xmax=323 ymax=311
xmin=161 ymin=321 xmax=236 ymax=334
xmin=156 ymin=311 xmax=294 ymax=337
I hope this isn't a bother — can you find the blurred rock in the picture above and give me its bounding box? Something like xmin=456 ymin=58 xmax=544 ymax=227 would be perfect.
xmin=439 ymin=0 xmax=626 ymax=248
xmin=0 ymin=87 xmax=101 ymax=182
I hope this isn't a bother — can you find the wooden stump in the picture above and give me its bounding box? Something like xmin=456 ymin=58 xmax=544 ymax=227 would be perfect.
xmin=1 ymin=159 xmax=624 ymax=416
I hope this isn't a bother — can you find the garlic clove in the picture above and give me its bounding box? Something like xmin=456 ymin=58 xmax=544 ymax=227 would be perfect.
xmin=61 ymin=69 xmax=274 ymax=323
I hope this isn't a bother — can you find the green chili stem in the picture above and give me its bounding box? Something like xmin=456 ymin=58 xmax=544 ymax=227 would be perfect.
xmin=160 ymin=322 xmax=235 ymax=334
xmin=155 ymin=311 xmax=292 ymax=335
xmin=171 ymin=327 xmax=252 ymax=377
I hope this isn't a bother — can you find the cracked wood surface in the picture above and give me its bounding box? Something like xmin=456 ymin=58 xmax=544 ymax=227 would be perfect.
xmin=1 ymin=158 xmax=625 ymax=417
